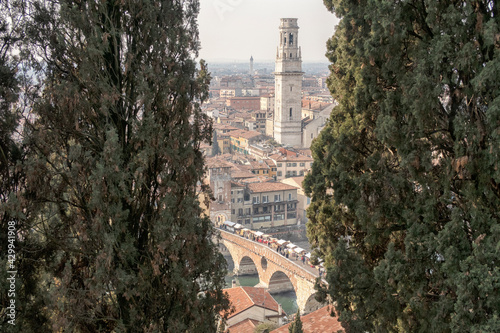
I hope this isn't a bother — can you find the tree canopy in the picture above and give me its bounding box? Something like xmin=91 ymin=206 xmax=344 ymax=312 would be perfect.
xmin=305 ymin=0 xmax=500 ymax=332
xmin=1 ymin=0 xmax=229 ymax=331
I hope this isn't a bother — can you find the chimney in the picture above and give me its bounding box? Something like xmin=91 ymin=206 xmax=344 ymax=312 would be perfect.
xmin=232 ymin=280 xmax=237 ymax=288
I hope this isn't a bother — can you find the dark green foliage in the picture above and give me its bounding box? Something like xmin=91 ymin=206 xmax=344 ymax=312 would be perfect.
xmin=288 ymin=309 xmax=303 ymax=333
xmin=17 ymin=0 xmax=229 ymax=331
xmin=0 ymin=3 xmax=44 ymax=332
xmin=305 ymin=0 xmax=500 ymax=332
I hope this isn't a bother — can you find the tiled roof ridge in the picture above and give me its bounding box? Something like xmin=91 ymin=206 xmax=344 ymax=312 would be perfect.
xmin=240 ymin=286 xmax=254 ymax=306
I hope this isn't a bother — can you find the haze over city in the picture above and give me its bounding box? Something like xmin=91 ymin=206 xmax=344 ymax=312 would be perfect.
xmin=198 ymin=0 xmax=339 ymax=62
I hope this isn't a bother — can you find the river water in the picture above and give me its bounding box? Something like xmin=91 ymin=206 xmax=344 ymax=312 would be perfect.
xmin=223 ymin=255 xmax=298 ymax=316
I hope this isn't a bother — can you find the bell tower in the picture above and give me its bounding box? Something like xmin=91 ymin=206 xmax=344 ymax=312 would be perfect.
xmin=273 ymin=18 xmax=303 ymax=147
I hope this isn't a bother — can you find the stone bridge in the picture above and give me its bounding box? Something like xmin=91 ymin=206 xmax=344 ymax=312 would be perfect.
xmin=218 ymin=230 xmax=324 ymax=315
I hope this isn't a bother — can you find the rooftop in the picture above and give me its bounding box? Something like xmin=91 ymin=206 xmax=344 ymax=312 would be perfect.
xmin=223 ymin=286 xmax=281 ymax=318
xmin=227 ymin=319 xmax=260 ymax=333
xmin=271 ymin=306 xmax=344 ymax=333
xmin=247 ymin=182 xmax=297 ymax=193
xmin=227 ymin=129 xmax=263 ymax=140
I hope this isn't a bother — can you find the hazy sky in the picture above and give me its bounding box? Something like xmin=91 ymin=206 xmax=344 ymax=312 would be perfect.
xmin=198 ymin=0 xmax=339 ymax=62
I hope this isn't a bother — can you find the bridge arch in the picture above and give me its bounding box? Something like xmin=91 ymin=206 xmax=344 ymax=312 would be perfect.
xmin=238 ymin=256 xmax=259 ymax=277
xmin=303 ymin=293 xmax=324 ymax=314
xmin=218 ymin=230 xmax=326 ymax=314
xmin=268 ymin=271 xmax=294 ymax=294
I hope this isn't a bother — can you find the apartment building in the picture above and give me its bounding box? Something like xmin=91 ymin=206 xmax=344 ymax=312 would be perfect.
xmin=230 ymin=182 xmax=298 ymax=229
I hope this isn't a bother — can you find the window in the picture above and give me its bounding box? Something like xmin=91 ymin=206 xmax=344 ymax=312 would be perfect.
xmin=277 ymin=163 xmax=282 ymax=167
xmin=287 ymin=163 xmax=291 ymax=167
xmin=289 ymin=108 xmax=293 ymax=119
xmin=263 ymin=206 xmax=268 ymax=213
xmin=292 ymin=163 xmax=297 ymax=167
xmin=274 ymin=194 xmax=281 ymax=202
xmin=290 ymin=53 xmax=292 ymax=58
xmin=300 ymin=163 xmax=305 ymax=167
xmin=237 ymin=198 xmax=243 ymax=203
xmin=289 ymin=32 xmax=294 ymax=45
xmin=274 ymin=214 xmax=284 ymax=221
xmin=290 ymin=86 xmax=293 ymax=92
xmin=231 ymin=198 xmax=235 ymax=203
xmin=311 ymin=133 xmax=314 ymax=139
xmin=245 ymin=219 xmax=251 ymax=225
xmin=218 ymin=194 xmax=223 ymax=202
xmin=262 ymin=195 xmax=269 ymax=203
xmin=232 ymin=209 xmax=235 ymax=214
xmin=238 ymin=208 xmax=243 ymax=216
xmin=246 ymin=208 xmax=251 ymax=215
xmin=253 ymin=196 xmax=259 ymax=204
xmin=277 ymin=171 xmax=282 ymax=176
xmin=254 ymin=208 xmax=259 ymax=214
xmin=288 ymin=193 xmax=292 ymax=201
xmin=287 ymin=212 xmax=297 ymax=219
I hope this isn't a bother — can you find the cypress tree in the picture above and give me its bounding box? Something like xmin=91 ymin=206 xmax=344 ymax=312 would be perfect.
xmin=288 ymin=309 xmax=303 ymax=333
xmin=305 ymin=0 xmax=500 ymax=332
xmin=21 ymin=0 xmax=229 ymax=331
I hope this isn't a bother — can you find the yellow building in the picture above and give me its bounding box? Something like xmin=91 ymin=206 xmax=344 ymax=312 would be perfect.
xmin=228 ymin=129 xmax=263 ymax=155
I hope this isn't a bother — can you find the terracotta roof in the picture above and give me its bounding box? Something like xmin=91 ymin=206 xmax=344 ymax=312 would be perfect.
xmin=264 ymin=159 xmax=276 ymax=167
xmin=227 ymin=319 xmax=260 ymax=333
xmin=227 ymin=129 xmax=262 ymax=140
xmin=205 ymin=157 xmax=234 ymax=169
xmin=247 ymin=182 xmax=297 ymax=193
xmin=223 ymin=287 xmax=281 ymax=318
xmin=250 ymin=161 xmax=270 ymax=169
xmin=240 ymin=177 xmax=271 ymax=184
xmin=231 ymin=170 xmax=256 ymax=179
xmin=281 ymin=177 xmax=305 ymax=189
xmin=271 ymin=306 xmax=344 ymax=333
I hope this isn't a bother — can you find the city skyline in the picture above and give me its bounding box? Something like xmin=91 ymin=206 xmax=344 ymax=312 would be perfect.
xmin=198 ymin=0 xmax=339 ymax=62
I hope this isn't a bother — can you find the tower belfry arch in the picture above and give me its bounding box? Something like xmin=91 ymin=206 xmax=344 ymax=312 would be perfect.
xmin=273 ymin=18 xmax=303 ymax=147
